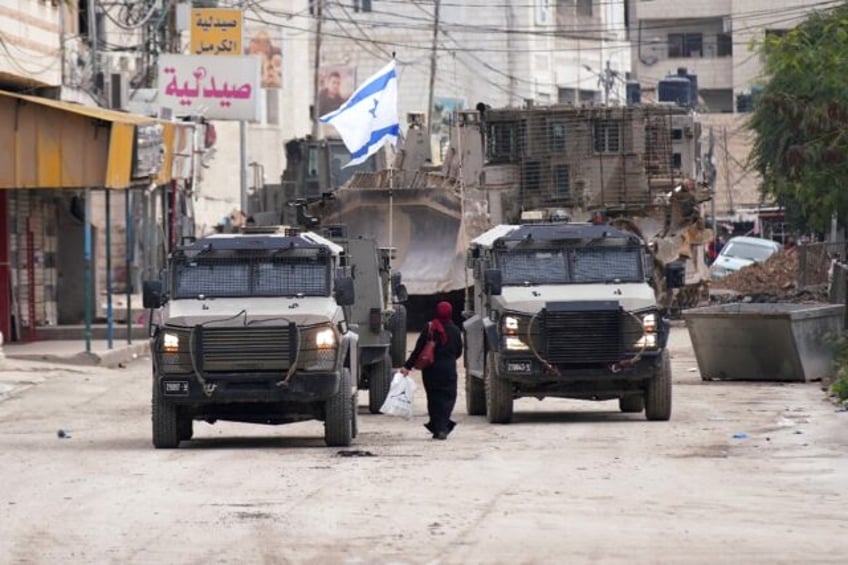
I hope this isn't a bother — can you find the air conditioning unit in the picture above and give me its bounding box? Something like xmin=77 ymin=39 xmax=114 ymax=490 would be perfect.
xmin=105 ymin=72 xmax=128 ymax=110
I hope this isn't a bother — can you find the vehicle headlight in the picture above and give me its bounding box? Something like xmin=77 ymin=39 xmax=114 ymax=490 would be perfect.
xmin=163 ymin=332 xmax=180 ymax=353
xmin=504 ymin=335 xmax=530 ymax=351
xmin=642 ymin=313 xmax=657 ymax=333
xmin=316 ymin=328 xmax=336 ymax=349
xmin=635 ymin=334 xmax=657 ymax=348
xmin=503 ymin=315 xmax=520 ymax=335
xmin=633 ymin=311 xmax=659 ymax=350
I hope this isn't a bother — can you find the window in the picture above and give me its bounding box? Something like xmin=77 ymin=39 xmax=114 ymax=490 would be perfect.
xmin=523 ymin=161 xmax=542 ymax=193
xmin=672 ymin=153 xmax=682 ymax=169
xmin=353 ymin=0 xmax=372 ymax=13
xmin=668 ymin=33 xmax=703 ymax=58
xmin=487 ymin=123 xmax=517 ymax=161
xmin=549 ymin=121 xmax=566 ymax=152
xmin=553 ymin=165 xmax=570 ymax=198
xmin=717 ymin=33 xmax=733 ymax=57
xmin=593 ymin=120 xmax=621 ymax=153
xmin=577 ymin=0 xmax=592 ymax=17
xmin=671 ymin=128 xmax=683 ymax=141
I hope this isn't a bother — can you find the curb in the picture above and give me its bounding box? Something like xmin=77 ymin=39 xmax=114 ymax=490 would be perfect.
xmin=4 ymin=342 xmax=150 ymax=368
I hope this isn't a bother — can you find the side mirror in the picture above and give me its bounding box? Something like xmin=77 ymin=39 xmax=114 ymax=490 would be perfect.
xmin=484 ymin=269 xmax=502 ymax=296
xmin=391 ymin=272 xmax=408 ymax=302
xmin=665 ymin=260 xmax=686 ymax=289
xmin=334 ymin=276 xmax=355 ymax=306
xmin=142 ymin=280 xmax=164 ymax=308
xmin=394 ymin=283 xmax=409 ymax=303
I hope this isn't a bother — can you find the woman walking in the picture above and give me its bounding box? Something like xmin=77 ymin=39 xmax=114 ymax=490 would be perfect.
xmin=401 ymin=301 xmax=463 ymax=440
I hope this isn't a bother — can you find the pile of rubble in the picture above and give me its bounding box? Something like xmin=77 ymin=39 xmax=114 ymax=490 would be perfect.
xmin=709 ymin=251 xmax=828 ymax=304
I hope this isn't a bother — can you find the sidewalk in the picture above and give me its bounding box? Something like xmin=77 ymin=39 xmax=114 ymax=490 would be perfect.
xmin=1 ymin=338 xmax=149 ymax=369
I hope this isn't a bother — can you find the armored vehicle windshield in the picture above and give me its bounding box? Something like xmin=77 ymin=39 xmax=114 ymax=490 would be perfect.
xmin=492 ymin=224 xmax=646 ymax=286
xmin=170 ymin=235 xmax=334 ymax=299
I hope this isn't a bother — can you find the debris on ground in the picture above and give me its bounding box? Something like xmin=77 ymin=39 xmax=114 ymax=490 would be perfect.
xmin=709 ymin=251 xmax=829 ymax=304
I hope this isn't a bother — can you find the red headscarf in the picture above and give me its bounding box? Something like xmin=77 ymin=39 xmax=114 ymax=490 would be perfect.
xmin=430 ymin=301 xmax=452 ymax=346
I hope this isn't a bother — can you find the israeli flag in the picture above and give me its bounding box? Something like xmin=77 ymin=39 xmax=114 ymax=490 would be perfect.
xmin=320 ymin=60 xmax=400 ymax=167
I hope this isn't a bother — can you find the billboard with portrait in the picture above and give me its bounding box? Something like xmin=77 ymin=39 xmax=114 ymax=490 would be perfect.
xmin=318 ymin=65 xmax=356 ymax=137
xmin=244 ymin=27 xmax=282 ymax=89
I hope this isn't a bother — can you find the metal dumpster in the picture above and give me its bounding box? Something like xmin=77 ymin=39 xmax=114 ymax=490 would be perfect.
xmin=684 ymin=303 xmax=844 ymax=382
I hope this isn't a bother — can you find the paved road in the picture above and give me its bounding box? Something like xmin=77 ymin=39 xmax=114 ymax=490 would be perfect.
xmin=1 ymin=326 xmax=846 ymax=564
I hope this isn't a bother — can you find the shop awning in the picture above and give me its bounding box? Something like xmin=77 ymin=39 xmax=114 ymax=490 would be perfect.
xmin=0 ymin=90 xmax=172 ymax=189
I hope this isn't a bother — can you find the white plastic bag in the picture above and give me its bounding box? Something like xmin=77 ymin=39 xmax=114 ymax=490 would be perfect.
xmin=380 ymin=371 xmax=416 ymax=419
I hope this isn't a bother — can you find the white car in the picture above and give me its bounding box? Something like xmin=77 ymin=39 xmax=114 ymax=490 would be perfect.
xmin=710 ymin=236 xmax=783 ymax=279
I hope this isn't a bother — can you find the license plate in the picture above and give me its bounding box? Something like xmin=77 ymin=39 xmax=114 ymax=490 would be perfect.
xmin=163 ymin=380 xmax=190 ymax=396
xmin=507 ymin=361 xmax=532 ymax=373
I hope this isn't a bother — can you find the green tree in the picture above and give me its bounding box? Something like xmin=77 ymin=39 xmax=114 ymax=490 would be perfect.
xmin=750 ymin=2 xmax=848 ymax=231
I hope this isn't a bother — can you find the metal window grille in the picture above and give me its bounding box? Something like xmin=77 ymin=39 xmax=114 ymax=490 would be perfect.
xmin=173 ymin=256 xmax=329 ymax=298
xmin=572 ymin=248 xmax=643 ymax=283
xmin=593 ymin=120 xmax=620 ymax=153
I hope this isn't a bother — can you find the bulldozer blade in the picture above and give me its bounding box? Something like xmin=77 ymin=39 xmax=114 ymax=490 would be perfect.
xmin=313 ymin=188 xmax=469 ymax=296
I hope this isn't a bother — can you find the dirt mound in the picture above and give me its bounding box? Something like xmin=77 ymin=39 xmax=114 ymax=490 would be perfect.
xmin=711 ymin=251 xmax=799 ymax=294
xmin=708 ymin=250 xmax=829 ymax=305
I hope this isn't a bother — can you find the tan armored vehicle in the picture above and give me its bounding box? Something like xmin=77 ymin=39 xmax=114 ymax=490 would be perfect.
xmin=143 ymin=227 xmax=360 ymax=448
xmin=463 ymin=219 xmax=683 ymax=423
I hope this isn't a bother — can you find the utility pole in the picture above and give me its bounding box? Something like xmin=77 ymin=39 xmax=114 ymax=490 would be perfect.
xmin=707 ymin=127 xmax=717 ymax=234
xmin=239 ymin=1 xmax=249 ymax=212
xmin=426 ymin=0 xmax=441 ymax=142
xmin=312 ymin=0 xmax=324 ymax=139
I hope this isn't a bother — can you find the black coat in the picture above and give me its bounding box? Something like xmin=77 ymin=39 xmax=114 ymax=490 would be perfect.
xmin=403 ymin=320 xmax=463 ymax=379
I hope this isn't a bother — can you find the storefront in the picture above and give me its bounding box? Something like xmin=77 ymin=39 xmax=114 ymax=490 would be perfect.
xmin=0 ymin=90 xmax=194 ymax=348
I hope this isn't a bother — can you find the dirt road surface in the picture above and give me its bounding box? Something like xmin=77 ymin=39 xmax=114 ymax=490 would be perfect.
xmin=1 ymin=326 xmax=847 ymax=564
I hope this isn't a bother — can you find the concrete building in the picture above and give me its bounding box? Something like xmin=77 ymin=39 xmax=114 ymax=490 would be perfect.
xmin=627 ymin=0 xmax=827 ymax=112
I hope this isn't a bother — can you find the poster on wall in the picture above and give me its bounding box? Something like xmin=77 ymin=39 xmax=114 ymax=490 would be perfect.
xmin=317 ymin=65 xmax=356 ymax=137
xmin=433 ymin=96 xmax=466 ymax=161
xmin=244 ymin=26 xmax=283 ymax=89
xmin=158 ymin=54 xmax=261 ymax=121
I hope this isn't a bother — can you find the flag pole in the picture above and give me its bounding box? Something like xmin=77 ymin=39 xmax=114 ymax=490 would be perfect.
xmin=387 ymin=53 xmax=396 ymax=312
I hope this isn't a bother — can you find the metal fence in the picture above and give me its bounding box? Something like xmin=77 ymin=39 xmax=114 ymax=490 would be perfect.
xmin=797 ymin=241 xmax=848 ymax=288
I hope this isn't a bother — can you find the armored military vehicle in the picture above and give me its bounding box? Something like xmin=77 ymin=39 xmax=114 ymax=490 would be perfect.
xmin=314 ymin=223 xmax=408 ymax=413
xmin=463 ymin=218 xmax=683 ymax=423
xmin=142 ymin=227 xmax=360 ymax=448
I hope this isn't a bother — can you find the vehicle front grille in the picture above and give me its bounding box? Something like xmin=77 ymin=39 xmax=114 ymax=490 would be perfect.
xmin=543 ymin=302 xmax=623 ymax=364
xmin=196 ymin=324 xmax=296 ymax=373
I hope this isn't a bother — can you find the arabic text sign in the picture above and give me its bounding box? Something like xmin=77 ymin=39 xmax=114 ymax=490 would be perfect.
xmin=190 ymin=8 xmax=243 ymax=56
xmin=158 ymin=55 xmax=261 ymax=121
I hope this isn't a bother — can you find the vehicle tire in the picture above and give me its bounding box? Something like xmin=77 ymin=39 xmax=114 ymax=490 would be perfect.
xmin=325 ymin=368 xmax=354 ymax=447
xmin=485 ymin=352 xmax=513 ymax=424
xmin=368 ymin=353 xmax=391 ymax=414
xmin=465 ymin=373 xmax=486 ymax=416
xmin=351 ymin=389 xmax=359 ymax=439
xmin=152 ymin=379 xmax=180 ymax=449
xmin=645 ymin=350 xmax=672 ymax=421
xmin=177 ymin=409 xmax=194 ymax=441
xmin=618 ymin=396 xmax=644 ymax=413
xmin=388 ymin=305 xmax=408 ymax=368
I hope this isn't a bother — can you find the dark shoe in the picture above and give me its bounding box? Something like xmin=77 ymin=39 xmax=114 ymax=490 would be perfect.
xmin=435 ymin=431 xmax=448 ymax=440
xmin=424 ymin=422 xmax=435 ymax=434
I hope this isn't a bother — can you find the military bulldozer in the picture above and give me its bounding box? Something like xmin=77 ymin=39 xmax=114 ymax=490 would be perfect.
xmin=271 ymin=113 xmax=491 ymax=328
